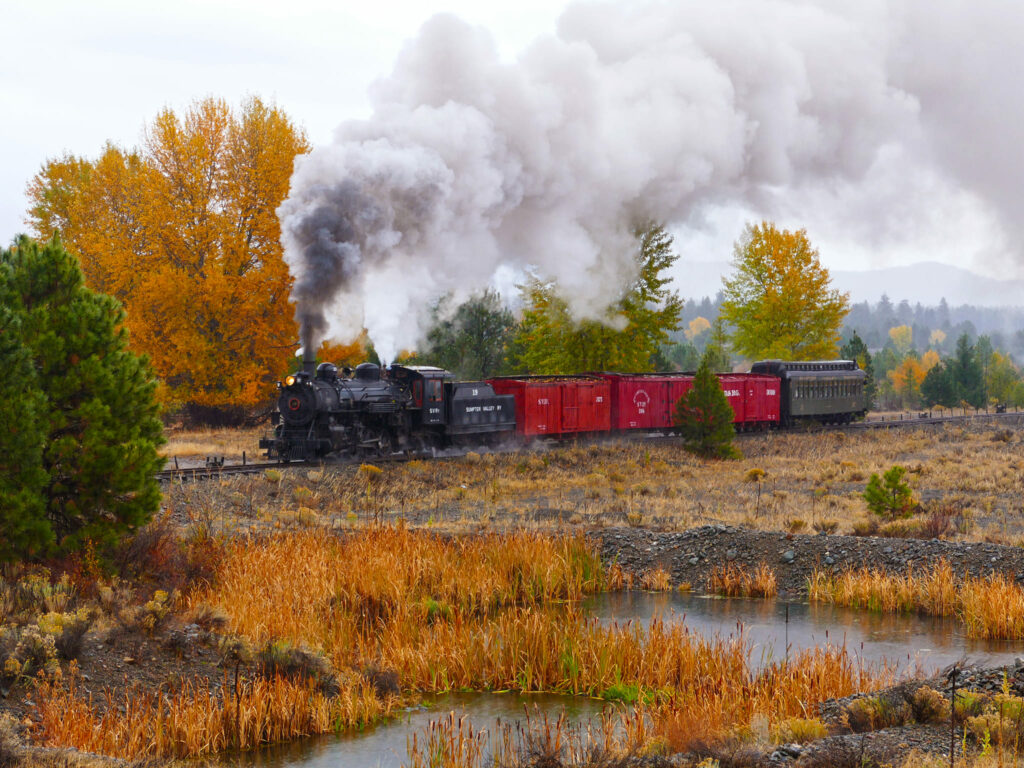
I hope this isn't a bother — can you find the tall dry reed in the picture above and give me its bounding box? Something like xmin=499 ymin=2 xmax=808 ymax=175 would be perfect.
xmin=809 ymin=559 xmax=1024 ymax=639
xmin=32 ymin=528 xmax=891 ymax=761
xmin=707 ymin=562 xmax=778 ymax=598
xmin=33 ymin=666 xmax=390 ymax=759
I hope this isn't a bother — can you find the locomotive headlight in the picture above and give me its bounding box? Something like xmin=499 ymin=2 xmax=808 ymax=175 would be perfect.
xmin=284 ymin=375 xmax=296 ymax=387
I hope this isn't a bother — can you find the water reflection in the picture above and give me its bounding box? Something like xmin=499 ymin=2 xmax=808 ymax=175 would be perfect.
xmin=221 ymin=593 xmax=1022 ymax=767
xmin=584 ymin=591 xmax=1022 ymax=674
xmin=221 ymin=692 xmax=608 ymax=768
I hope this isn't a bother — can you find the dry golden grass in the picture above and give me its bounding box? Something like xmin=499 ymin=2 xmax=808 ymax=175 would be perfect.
xmin=165 ymin=421 xmax=1024 ymax=543
xmin=161 ymin=426 xmax=263 ymax=460
xmin=33 ymin=664 xmax=390 ymax=759
xmin=200 ymin=529 xmax=887 ymax=745
xmin=809 ymin=559 xmax=1024 ymax=639
xmin=707 ymin=562 xmax=778 ymax=598
xmin=31 ymin=528 xmax=892 ymax=761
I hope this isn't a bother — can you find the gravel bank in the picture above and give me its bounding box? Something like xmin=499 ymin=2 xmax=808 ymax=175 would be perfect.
xmin=596 ymin=525 xmax=1024 ymax=597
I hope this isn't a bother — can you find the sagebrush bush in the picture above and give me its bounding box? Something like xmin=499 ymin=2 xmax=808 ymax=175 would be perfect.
xmin=904 ymin=686 xmax=949 ymax=724
xmin=772 ymin=716 xmax=829 ymax=743
xmin=844 ymin=695 xmax=909 ymax=732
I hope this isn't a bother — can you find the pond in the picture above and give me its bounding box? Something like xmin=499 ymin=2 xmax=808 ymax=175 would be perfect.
xmin=223 ymin=592 xmax=1020 ymax=767
xmin=584 ymin=591 xmax=1022 ymax=674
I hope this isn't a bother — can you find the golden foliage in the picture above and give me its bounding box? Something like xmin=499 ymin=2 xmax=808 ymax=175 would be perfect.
xmin=720 ymin=221 xmax=849 ymax=360
xmin=888 ymin=324 xmax=913 ymax=355
xmin=686 ymin=316 xmax=711 ymax=341
xmin=27 ymin=97 xmax=312 ymax=408
xmin=887 ymin=356 xmax=926 ymax=407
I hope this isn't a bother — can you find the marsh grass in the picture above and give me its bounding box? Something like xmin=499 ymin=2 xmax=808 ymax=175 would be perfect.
xmin=809 ymin=560 xmax=1024 ymax=639
xmin=196 ymin=529 xmax=886 ymax=750
xmin=32 ymin=528 xmax=892 ymax=760
xmin=34 ymin=663 xmax=391 ymax=759
xmin=707 ymin=562 xmax=778 ymax=598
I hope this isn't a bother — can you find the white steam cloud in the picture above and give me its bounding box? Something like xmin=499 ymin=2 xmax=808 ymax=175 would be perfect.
xmin=278 ymin=0 xmax=1023 ymax=362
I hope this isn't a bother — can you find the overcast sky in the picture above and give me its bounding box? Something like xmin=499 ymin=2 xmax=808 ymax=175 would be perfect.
xmin=1 ymin=0 xmax=565 ymax=241
xmin=3 ymin=0 xmax=1022 ymax=301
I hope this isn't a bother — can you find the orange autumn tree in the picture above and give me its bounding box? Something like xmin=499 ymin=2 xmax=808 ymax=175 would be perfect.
xmin=888 ymin=356 xmax=927 ymax=408
xmin=26 ymin=97 xmax=311 ymax=412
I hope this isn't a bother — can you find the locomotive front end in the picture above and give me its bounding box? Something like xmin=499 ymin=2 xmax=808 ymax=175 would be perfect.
xmin=260 ymin=364 xmax=344 ymax=461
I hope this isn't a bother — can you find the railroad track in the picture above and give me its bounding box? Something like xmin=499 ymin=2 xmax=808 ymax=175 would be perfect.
xmin=155 ymin=461 xmax=313 ymax=483
xmin=157 ymin=408 xmax=1024 ymax=482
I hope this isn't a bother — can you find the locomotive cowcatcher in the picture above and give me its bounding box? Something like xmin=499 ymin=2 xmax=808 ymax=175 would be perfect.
xmin=260 ymin=359 xmax=516 ymax=461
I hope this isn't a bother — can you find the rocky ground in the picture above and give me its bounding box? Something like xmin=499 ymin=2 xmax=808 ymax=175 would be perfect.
xmin=597 ymin=524 xmax=1024 ymax=597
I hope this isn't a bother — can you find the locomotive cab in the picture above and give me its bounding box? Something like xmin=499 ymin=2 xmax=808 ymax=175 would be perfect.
xmin=388 ymin=365 xmax=452 ymax=427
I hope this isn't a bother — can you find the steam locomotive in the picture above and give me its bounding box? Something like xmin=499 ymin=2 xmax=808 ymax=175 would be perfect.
xmin=261 ymin=358 xmax=867 ymax=461
xmin=260 ymin=360 xmax=516 ymax=461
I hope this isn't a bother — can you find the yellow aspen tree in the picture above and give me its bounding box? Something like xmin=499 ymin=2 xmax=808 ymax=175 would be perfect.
xmin=720 ymin=222 xmax=848 ymax=360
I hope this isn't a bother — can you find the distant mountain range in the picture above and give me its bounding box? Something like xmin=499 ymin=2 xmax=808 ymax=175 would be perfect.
xmin=675 ymin=260 xmax=1024 ymax=307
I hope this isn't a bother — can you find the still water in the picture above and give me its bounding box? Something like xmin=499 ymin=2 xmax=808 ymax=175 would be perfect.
xmin=224 ymin=593 xmax=1022 ymax=767
xmin=585 ymin=591 xmax=1023 ymax=674
xmin=219 ymin=692 xmax=607 ymax=768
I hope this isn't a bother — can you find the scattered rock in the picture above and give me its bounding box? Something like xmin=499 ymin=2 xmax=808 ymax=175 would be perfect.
xmin=781 ymin=549 xmax=796 ymax=564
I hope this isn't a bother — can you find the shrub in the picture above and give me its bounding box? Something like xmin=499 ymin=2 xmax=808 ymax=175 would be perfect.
xmin=851 ymin=519 xmax=879 ymax=537
xmin=37 ymin=610 xmax=94 ymax=661
xmin=786 ymin=518 xmax=807 ymax=534
xmin=877 ymin=519 xmax=923 ymax=538
xmin=903 ymin=686 xmax=949 ymax=724
xmin=844 ymin=695 xmax=909 ymax=732
xmin=0 ymin=625 xmax=58 ymax=686
xmin=0 ymin=713 xmax=20 ymax=768
xmin=863 ymin=466 xmax=916 ymax=520
xmin=140 ymin=590 xmax=174 ymax=634
xmin=255 ymin=639 xmax=338 ymax=696
xmin=773 ymin=716 xmax=828 ymax=743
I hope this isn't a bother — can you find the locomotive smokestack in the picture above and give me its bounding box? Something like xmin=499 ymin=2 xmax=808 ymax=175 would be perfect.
xmin=302 ymin=352 xmax=316 ymax=376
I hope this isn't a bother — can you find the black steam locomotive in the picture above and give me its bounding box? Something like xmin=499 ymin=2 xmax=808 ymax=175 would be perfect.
xmin=260 ymin=360 xmax=516 ymax=461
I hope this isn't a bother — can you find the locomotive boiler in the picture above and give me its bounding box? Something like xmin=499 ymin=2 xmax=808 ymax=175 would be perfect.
xmin=260 ymin=360 xmax=516 ymax=461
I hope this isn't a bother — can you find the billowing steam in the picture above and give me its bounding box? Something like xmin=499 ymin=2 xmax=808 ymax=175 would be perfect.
xmin=279 ymin=0 xmax=1023 ymax=361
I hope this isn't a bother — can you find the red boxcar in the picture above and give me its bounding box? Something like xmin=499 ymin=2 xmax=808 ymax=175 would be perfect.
xmin=600 ymin=371 xmax=782 ymax=432
xmin=488 ymin=376 xmax=611 ymax=437
xmin=717 ymin=374 xmax=748 ymax=423
xmin=599 ymin=372 xmax=693 ymax=430
xmin=738 ymin=373 xmax=781 ymax=427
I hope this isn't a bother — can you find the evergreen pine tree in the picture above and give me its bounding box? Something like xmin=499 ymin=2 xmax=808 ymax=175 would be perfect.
xmin=950 ymin=333 xmax=986 ymax=407
xmin=841 ymin=331 xmax=876 ymax=409
xmin=921 ymin=362 xmax=956 ymax=408
xmin=0 ymin=236 xmax=165 ymax=556
xmin=673 ymin=349 xmax=738 ymax=459
xmin=0 ymin=307 xmax=51 ymax=560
